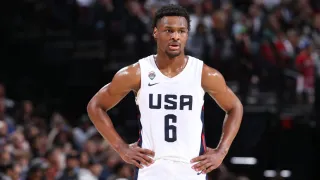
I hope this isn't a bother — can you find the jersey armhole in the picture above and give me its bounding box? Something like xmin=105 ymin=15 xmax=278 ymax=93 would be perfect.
xmin=136 ymin=59 xmax=146 ymax=105
xmin=198 ymin=60 xmax=205 ymax=97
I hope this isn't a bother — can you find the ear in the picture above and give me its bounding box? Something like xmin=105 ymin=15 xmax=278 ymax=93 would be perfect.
xmin=153 ymin=27 xmax=158 ymax=40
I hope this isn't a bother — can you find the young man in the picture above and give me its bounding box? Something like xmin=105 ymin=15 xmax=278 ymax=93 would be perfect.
xmin=87 ymin=4 xmax=243 ymax=180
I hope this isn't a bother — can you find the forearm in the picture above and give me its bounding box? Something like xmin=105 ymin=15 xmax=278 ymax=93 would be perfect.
xmin=216 ymin=101 xmax=243 ymax=155
xmin=87 ymin=103 xmax=127 ymax=153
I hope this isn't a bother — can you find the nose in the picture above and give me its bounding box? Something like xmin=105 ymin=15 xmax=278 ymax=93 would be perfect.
xmin=171 ymin=31 xmax=180 ymax=41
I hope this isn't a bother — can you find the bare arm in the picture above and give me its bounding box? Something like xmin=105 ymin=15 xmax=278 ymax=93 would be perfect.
xmin=87 ymin=63 xmax=154 ymax=168
xmin=201 ymin=64 xmax=243 ymax=155
xmin=87 ymin=63 xmax=140 ymax=152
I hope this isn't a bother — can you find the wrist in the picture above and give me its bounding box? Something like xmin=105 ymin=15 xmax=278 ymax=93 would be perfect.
xmin=113 ymin=141 xmax=129 ymax=154
xmin=216 ymin=146 xmax=229 ymax=156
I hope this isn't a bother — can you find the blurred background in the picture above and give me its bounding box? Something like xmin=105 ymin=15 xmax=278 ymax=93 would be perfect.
xmin=0 ymin=0 xmax=318 ymax=179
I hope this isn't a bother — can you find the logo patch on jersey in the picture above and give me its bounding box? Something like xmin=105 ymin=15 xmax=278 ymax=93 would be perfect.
xmin=148 ymin=82 xmax=159 ymax=86
xmin=148 ymin=71 xmax=156 ymax=80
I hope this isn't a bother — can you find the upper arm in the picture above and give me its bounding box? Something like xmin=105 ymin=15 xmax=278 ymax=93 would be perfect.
xmin=88 ymin=63 xmax=140 ymax=111
xmin=201 ymin=64 xmax=241 ymax=112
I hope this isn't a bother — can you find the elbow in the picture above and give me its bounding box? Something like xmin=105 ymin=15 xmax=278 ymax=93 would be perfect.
xmin=227 ymin=98 xmax=243 ymax=115
xmin=87 ymin=98 xmax=97 ymax=116
xmin=234 ymin=98 xmax=243 ymax=116
xmin=87 ymin=98 xmax=108 ymax=117
xmin=236 ymin=99 xmax=243 ymax=113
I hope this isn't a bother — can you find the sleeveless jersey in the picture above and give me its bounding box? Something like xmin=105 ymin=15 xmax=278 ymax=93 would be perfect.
xmin=136 ymin=55 xmax=206 ymax=163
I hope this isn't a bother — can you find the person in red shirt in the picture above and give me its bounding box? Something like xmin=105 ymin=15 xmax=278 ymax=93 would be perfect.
xmin=295 ymin=39 xmax=315 ymax=103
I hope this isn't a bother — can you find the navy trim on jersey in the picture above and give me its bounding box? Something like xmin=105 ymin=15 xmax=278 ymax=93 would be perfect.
xmin=199 ymin=106 xmax=206 ymax=156
xmin=133 ymin=132 xmax=142 ymax=180
xmin=133 ymin=112 xmax=143 ymax=180
xmin=199 ymin=106 xmax=208 ymax=180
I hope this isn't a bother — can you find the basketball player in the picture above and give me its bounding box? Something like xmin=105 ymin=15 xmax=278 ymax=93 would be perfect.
xmin=87 ymin=4 xmax=243 ymax=180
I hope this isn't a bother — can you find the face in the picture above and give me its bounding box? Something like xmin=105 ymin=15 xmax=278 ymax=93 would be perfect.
xmin=0 ymin=121 xmax=8 ymax=136
xmin=1 ymin=150 xmax=11 ymax=164
xmin=8 ymin=164 xmax=22 ymax=180
xmin=314 ymin=14 xmax=320 ymax=29
xmin=84 ymin=140 xmax=97 ymax=155
xmin=287 ymin=31 xmax=298 ymax=46
xmin=0 ymin=84 xmax=5 ymax=98
xmin=154 ymin=16 xmax=189 ymax=58
xmin=13 ymin=132 xmax=25 ymax=149
xmin=90 ymin=164 xmax=102 ymax=176
xmin=80 ymin=152 xmax=89 ymax=166
xmin=23 ymin=101 xmax=33 ymax=114
xmin=0 ymin=98 xmax=5 ymax=114
xmin=48 ymin=149 xmax=61 ymax=165
xmin=67 ymin=158 xmax=79 ymax=169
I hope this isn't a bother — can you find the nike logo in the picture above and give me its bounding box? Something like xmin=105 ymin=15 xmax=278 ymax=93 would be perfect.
xmin=148 ymin=82 xmax=159 ymax=86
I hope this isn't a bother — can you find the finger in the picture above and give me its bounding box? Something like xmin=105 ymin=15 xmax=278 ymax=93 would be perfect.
xmin=133 ymin=155 xmax=149 ymax=166
xmin=138 ymin=153 xmax=154 ymax=164
xmin=203 ymin=165 xmax=216 ymax=174
xmin=198 ymin=162 xmax=212 ymax=172
xmin=192 ymin=159 xmax=208 ymax=170
xmin=139 ymin=148 xmax=155 ymax=157
xmin=191 ymin=155 xmax=207 ymax=163
xmin=131 ymin=159 xmax=143 ymax=169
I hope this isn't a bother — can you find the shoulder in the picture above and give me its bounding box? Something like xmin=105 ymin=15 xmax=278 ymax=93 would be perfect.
xmin=112 ymin=55 xmax=154 ymax=92
xmin=111 ymin=62 xmax=141 ymax=92
xmin=114 ymin=62 xmax=140 ymax=79
xmin=201 ymin=64 xmax=222 ymax=77
xmin=201 ymin=63 xmax=227 ymax=92
xmin=116 ymin=55 xmax=155 ymax=76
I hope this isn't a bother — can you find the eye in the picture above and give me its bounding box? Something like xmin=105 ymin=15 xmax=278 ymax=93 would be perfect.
xmin=165 ymin=29 xmax=172 ymax=33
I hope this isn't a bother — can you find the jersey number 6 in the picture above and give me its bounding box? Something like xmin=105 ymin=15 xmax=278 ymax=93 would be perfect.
xmin=164 ymin=114 xmax=177 ymax=142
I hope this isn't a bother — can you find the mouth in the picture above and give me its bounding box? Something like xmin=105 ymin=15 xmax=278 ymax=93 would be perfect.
xmin=168 ymin=43 xmax=180 ymax=51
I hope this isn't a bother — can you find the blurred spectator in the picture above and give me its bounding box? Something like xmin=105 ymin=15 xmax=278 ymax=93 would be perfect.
xmin=78 ymin=159 xmax=103 ymax=180
xmin=0 ymin=163 xmax=22 ymax=180
xmin=15 ymin=100 xmax=34 ymax=126
xmin=44 ymin=147 xmax=63 ymax=180
xmin=72 ymin=114 xmax=98 ymax=149
xmin=0 ymin=98 xmax=15 ymax=134
xmin=25 ymin=158 xmax=48 ymax=180
xmin=0 ymin=120 xmax=9 ymax=146
xmin=145 ymin=0 xmax=178 ymax=16
xmin=106 ymin=163 xmax=133 ymax=180
xmin=0 ymin=143 xmax=12 ymax=165
xmin=189 ymin=3 xmax=213 ymax=36
xmin=13 ymin=151 xmax=30 ymax=179
xmin=296 ymin=38 xmax=315 ymax=103
xmin=57 ymin=152 xmax=80 ymax=180
xmin=187 ymin=22 xmax=213 ymax=59
xmin=0 ymin=83 xmax=15 ymax=109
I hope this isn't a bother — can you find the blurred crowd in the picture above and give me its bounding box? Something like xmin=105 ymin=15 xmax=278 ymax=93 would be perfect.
xmin=103 ymin=0 xmax=320 ymax=105
xmin=0 ymin=84 xmax=135 ymax=180
xmin=1 ymin=0 xmax=320 ymax=179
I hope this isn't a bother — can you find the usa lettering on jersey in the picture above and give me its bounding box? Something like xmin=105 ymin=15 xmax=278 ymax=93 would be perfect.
xmin=149 ymin=94 xmax=193 ymax=110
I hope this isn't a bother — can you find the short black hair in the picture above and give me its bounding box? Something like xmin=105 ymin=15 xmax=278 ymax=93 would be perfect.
xmin=152 ymin=4 xmax=190 ymax=30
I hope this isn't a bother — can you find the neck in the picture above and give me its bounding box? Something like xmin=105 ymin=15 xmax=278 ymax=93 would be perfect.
xmin=155 ymin=52 xmax=186 ymax=70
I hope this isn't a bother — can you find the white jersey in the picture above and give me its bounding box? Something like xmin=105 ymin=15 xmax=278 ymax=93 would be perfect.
xmin=136 ymin=55 xmax=206 ymax=164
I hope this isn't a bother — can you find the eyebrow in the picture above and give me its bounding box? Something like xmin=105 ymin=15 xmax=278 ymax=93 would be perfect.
xmin=163 ymin=26 xmax=187 ymax=29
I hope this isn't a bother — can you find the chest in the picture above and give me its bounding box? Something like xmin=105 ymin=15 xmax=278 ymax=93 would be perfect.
xmin=138 ymin=81 xmax=202 ymax=111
